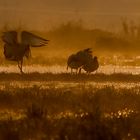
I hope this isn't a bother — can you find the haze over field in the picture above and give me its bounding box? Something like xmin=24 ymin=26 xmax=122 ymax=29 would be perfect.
xmin=0 ymin=0 xmax=140 ymax=66
xmin=0 ymin=1 xmax=140 ymax=140
xmin=1 ymin=0 xmax=140 ymax=30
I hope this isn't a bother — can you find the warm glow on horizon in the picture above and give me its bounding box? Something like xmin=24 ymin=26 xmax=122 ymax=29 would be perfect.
xmin=1 ymin=0 xmax=140 ymax=30
xmin=0 ymin=2 xmax=139 ymax=139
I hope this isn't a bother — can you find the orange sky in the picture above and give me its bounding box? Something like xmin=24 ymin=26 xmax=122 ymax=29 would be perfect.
xmin=1 ymin=0 xmax=140 ymax=31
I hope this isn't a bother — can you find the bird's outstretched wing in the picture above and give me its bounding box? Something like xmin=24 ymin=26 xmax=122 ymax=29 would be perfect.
xmin=76 ymin=48 xmax=93 ymax=57
xmin=83 ymin=48 xmax=92 ymax=55
xmin=76 ymin=48 xmax=93 ymax=64
xmin=21 ymin=31 xmax=49 ymax=47
xmin=2 ymin=31 xmax=17 ymax=45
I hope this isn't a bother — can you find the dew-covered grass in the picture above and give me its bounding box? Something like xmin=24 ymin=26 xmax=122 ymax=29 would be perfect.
xmin=0 ymin=80 xmax=139 ymax=140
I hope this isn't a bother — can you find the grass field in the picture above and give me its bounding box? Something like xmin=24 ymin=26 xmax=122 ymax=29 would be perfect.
xmin=0 ymin=72 xmax=139 ymax=140
xmin=1 ymin=15 xmax=140 ymax=139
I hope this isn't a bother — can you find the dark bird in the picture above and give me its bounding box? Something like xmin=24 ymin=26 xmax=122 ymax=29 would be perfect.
xmin=67 ymin=48 xmax=92 ymax=74
xmin=1 ymin=31 xmax=49 ymax=73
xmin=82 ymin=56 xmax=99 ymax=74
xmin=67 ymin=54 xmax=83 ymax=73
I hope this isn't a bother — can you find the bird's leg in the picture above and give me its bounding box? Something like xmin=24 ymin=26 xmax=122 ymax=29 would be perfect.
xmin=71 ymin=68 xmax=73 ymax=74
xmin=95 ymin=70 xmax=98 ymax=74
xmin=78 ymin=68 xmax=82 ymax=74
xmin=17 ymin=60 xmax=24 ymax=74
xmin=66 ymin=65 xmax=69 ymax=71
xmin=88 ymin=72 xmax=91 ymax=75
xmin=20 ymin=59 xmax=23 ymax=74
xmin=86 ymin=71 xmax=90 ymax=75
xmin=17 ymin=61 xmax=21 ymax=71
xmin=76 ymin=69 xmax=78 ymax=74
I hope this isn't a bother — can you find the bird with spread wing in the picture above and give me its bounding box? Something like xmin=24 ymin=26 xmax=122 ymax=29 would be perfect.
xmin=1 ymin=31 xmax=49 ymax=73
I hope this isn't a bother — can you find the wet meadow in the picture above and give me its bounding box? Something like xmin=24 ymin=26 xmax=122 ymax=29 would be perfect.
xmin=0 ymin=21 xmax=140 ymax=140
xmin=0 ymin=69 xmax=139 ymax=140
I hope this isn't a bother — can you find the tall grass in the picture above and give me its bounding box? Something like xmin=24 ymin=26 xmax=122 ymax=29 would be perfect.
xmin=0 ymin=84 xmax=139 ymax=139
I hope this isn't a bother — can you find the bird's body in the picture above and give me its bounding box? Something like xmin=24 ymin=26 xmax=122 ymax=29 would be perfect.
xmin=4 ymin=43 xmax=30 ymax=61
xmin=1 ymin=31 xmax=49 ymax=73
xmin=67 ymin=54 xmax=83 ymax=73
xmin=83 ymin=56 xmax=99 ymax=74
xmin=67 ymin=48 xmax=93 ymax=74
xmin=76 ymin=48 xmax=92 ymax=63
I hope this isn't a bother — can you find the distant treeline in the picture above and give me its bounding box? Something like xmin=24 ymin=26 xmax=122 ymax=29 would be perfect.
xmin=45 ymin=20 xmax=140 ymax=55
xmin=0 ymin=20 xmax=140 ymax=56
